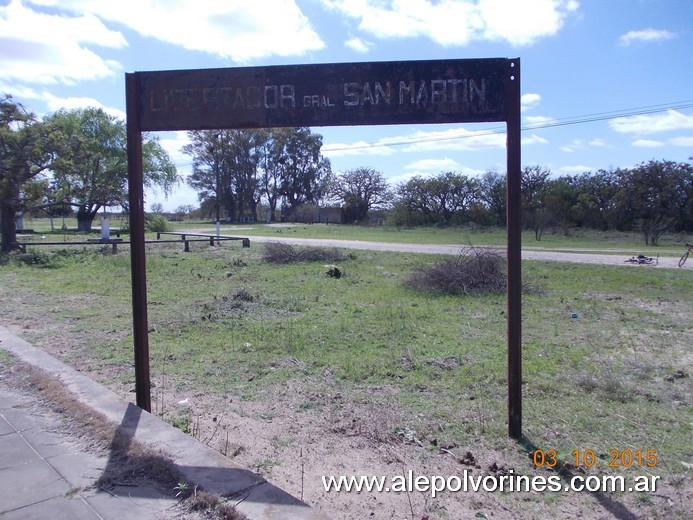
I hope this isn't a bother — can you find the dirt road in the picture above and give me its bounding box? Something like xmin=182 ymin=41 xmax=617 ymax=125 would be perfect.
xmin=187 ymin=229 xmax=690 ymax=269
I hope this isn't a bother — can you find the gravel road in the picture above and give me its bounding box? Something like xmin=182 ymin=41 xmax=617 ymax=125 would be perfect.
xmin=184 ymin=228 xmax=690 ymax=269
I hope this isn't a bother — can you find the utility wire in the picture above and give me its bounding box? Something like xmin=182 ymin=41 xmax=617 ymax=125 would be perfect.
xmin=322 ymin=100 xmax=693 ymax=152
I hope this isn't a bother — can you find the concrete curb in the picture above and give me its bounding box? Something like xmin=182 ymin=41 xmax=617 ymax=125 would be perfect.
xmin=0 ymin=326 xmax=327 ymax=520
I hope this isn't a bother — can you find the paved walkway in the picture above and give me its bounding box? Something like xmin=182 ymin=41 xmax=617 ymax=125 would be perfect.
xmin=0 ymin=375 xmax=195 ymax=519
xmin=0 ymin=326 xmax=326 ymax=520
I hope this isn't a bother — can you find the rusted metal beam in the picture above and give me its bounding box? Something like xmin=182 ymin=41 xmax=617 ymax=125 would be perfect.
xmin=505 ymin=59 xmax=522 ymax=439
xmin=125 ymin=58 xmax=522 ymax=438
xmin=125 ymin=73 xmax=151 ymax=413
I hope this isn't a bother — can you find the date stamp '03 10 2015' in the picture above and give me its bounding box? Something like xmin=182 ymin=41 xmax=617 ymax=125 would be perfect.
xmin=532 ymin=449 xmax=658 ymax=469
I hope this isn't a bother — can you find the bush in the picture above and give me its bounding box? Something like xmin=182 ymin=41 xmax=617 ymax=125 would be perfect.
xmin=145 ymin=213 xmax=173 ymax=233
xmin=263 ymin=242 xmax=347 ymax=264
xmin=407 ymin=246 xmax=506 ymax=295
xmin=17 ymin=249 xmax=54 ymax=267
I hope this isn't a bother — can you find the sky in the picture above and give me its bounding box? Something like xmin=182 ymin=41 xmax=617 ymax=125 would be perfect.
xmin=1 ymin=0 xmax=692 ymax=211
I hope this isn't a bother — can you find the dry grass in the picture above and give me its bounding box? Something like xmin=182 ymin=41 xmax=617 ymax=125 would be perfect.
xmin=407 ymin=246 xmax=507 ymax=295
xmin=262 ymin=242 xmax=347 ymax=264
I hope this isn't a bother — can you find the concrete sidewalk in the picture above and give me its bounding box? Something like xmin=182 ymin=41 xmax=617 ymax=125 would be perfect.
xmin=0 ymin=326 xmax=326 ymax=520
xmin=0 ymin=375 xmax=197 ymax=519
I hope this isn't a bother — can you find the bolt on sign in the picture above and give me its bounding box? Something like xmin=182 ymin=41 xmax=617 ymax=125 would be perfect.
xmin=126 ymin=57 xmax=523 ymax=437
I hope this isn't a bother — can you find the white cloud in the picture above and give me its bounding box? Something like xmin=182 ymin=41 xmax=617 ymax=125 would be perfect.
xmin=30 ymin=0 xmax=325 ymax=63
xmin=158 ymin=131 xmax=193 ymax=167
xmin=609 ymin=110 xmax=693 ymax=135
xmin=0 ymin=0 xmax=126 ymax=84
xmin=524 ymin=115 xmax=555 ymax=127
xmin=345 ymin=36 xmax=372 ymax=53
xmin=320 ymin=0 xmax=578 ymax=47
xmin=521 ymin=93 xmax=541 ymax=112
xmin=619 ymin=28 xmax=676 ymax=46
xmin=324 ymin=126 xmax=507 ymax=157
xmin=558 ymin=164 xmax=593 ymax=174
xmin=478 ymin=0 xmax=579 ymax=46
xmin=400 ymin=127 xmax=506 ymax=152
xmin=405 ymin=157 xmax=461 ymax=170
xmin=669 ymin=136 xmax=693 ymax=147
xmin=522 ymin=134 xmax=548 ymax=146
xmin=41 ymin=93 xmax=126 ymax=119
xmin=323 ymin=140 xmax=397 ymax=158
xmin=560 ymin=138 xmax=584 ymax=152
xmin=632 ymin=139 xmax=665 ymax=148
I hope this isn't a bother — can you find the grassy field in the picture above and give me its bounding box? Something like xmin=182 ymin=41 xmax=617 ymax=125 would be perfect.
xmin=1 ymin=239 xmax=691 ymax=518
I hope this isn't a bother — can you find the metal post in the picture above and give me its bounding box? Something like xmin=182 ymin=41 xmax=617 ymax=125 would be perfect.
xmin=125 ymin=73 xmax=151 ymax=412
xmin=505 ymin=59 xmax=522 ymax=439
xmin=214 ymin=134 xmax=221 ymax=244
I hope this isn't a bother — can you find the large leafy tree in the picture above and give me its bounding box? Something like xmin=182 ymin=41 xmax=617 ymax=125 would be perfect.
xmin=615 ymin=160 xmax=692 ymax=245
xmin=521 ymin=165 xmax=552 ymax=240
xmin=184 ymin=129 xmax=265 ymax=222
xmin=47 ymin=107 xmax=178 ymax=231
xmin=0 ymin=96 xmax=52 ymax=252
xmin=478 ymin=170 xmax=506 ymax=226
xmin=257 ymin=128 xmax=290 ymax=222
xmin=278 ymin=127 xmax=331 ymax=211
xmin=396 ymin=172 xmax=478 ymax=225
xmin=329 ymin=167 xmax=391 ymax=223
xmin=571 ymin=169 xmax=622 ymax=230
xmin=185 ymin=127 xmax=330 ymax=222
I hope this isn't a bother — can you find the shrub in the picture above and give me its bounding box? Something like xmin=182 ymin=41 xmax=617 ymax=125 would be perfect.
xmin=17 ymin=249 xmax=54 ymax=267
xmin=407 ymin=246 xmax=506 ymax=295
xmin=145 ymin=213 xmax=173 ymax=233
xmin=263 ymin=242 xmax=346 ymax=264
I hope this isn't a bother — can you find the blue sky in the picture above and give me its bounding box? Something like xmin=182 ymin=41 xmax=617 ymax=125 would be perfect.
xmin=1 ymin=0 xmax=691 ymax=211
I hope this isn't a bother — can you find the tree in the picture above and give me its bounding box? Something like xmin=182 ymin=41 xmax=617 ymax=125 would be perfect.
xmin=46 ymin=107 xmax=178 ymax=231
xmin=279 ymin=127 xmax=331 ymax=211
xmin=0 ymin=96 xmax=52 ymax=251
xmin=257 ymin=128 xmax=289 ymax=222
xmin=571 ymin=169 xmax=621 ymax=230
xmin=185 ymin=127 xmax=330 ymax=222
xmin=395 ymin=172 xmax=477 ymax=225
xmin=544 ymin=176 xmax=579 ymax=236
xmin=184 ymin=129 xmax=265 ymax=222
xmin=521 ymin=165 xmax=552 ymax=240
xmin=329 ymin=167 xmax=391 ymax=223
xmin=478 ymin=170 xmax=506 ymax=226
xmin=616 ymin=160 xmax=692 ymax=245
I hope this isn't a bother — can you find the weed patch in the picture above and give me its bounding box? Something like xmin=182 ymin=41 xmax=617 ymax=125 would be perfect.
xmin=406 ymin=246 xmax=507 ymax=295
xmin=262 ymin=242 xmax=347 ymax=264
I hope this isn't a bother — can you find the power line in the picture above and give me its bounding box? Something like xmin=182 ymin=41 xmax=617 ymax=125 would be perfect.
xmin=171 ymin=100 xmax=693 ymax=166
xmin=322 ymin=100 xmax=693 ymax=152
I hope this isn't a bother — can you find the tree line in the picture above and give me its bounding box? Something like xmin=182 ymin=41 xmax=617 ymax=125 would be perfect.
xmin=390 ymin=162 xmax=692 ymax=244
xmin=178 ymin=128 xmax=692 ymax=245
xmin=2 ymin=94 xmax=691 ymax=252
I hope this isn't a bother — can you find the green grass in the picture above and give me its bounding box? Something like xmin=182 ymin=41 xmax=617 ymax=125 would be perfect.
xmin=1 ymin=241 xmax=691 ymax=517
xmin=204 ymin=222 xmax=689 ymax=252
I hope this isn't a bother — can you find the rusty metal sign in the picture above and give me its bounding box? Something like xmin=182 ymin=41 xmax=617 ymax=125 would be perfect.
xmin=126 ymin=57 xmax=522 ymax=438
xmin=135 ymin=58 xmax=508 ymax=131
